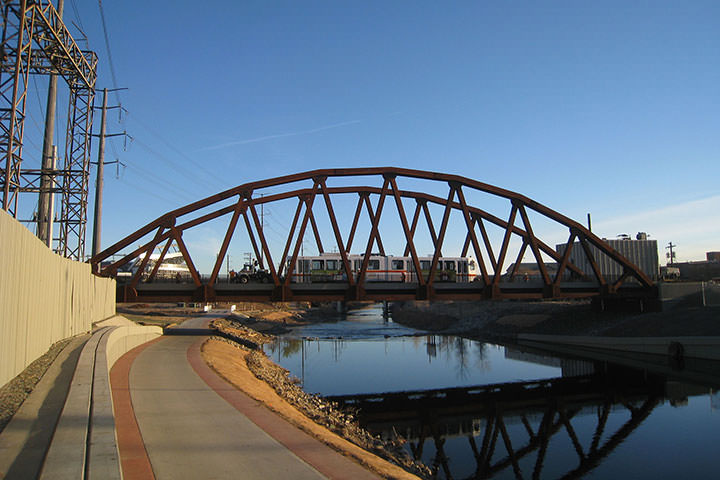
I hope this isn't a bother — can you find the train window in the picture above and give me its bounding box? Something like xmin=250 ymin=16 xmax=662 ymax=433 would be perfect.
xmin=311 ymin=260 xmax=324 ymax=270
xmin=420 ymin=260 xmax=431 ymax=270
xmin=354 ymin=259 xmax=362 ymax=271
xmin=299 ymin=259 xmax=310 ymax=273
xmin=444 ymin=261 xmax=456 ymax=270
xmin=326 ymin=259 xmax=339 ymax=270
xmin=391 ymin=259 xmax=404 ymax=270
xmin=368 ymin=259 xmax=380 ymax=270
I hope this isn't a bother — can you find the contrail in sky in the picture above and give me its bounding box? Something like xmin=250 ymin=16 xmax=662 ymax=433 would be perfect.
xmin=200 ymin=120 xmax=361 ymax=151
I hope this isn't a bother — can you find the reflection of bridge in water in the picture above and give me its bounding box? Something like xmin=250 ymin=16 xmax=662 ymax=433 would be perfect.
xmin=326 ymin=359 xmax=708 ymax=479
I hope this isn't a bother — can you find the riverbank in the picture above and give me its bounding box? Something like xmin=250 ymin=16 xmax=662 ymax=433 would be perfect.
xmin=390 ymin=299 xmax=720 ymax=341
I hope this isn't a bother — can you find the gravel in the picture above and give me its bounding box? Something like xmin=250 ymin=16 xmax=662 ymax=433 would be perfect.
xmin=0 ymin=338 xmax=72 ymax=435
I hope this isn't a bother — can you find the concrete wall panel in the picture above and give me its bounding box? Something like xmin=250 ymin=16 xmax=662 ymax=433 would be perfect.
xmin=0 ymin=211 xmax=116 ymax=387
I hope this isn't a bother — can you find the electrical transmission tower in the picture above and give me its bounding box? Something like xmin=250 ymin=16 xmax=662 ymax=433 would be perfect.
xmin=0 ymin=0 xmax=98 ymax=260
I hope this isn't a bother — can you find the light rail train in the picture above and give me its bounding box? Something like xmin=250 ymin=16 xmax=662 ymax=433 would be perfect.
xmin=288 ymin=253 xmax=479 ymax=283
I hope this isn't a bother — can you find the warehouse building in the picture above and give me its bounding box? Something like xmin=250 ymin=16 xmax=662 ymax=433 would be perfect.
xmin=555 ymin=232 xmax=658 ymax=282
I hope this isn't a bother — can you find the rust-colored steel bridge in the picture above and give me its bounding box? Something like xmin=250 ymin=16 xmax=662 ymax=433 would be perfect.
xmin=90 ymin=168 xmax=657 ymax=304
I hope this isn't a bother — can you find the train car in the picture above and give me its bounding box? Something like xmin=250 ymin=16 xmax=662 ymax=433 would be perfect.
xmin=288 ymin=253 xmax=478 ymax=283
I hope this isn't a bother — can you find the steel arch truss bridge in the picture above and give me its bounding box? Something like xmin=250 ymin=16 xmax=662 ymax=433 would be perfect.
xmin=91 ymin=168 xmax=657 ymax=303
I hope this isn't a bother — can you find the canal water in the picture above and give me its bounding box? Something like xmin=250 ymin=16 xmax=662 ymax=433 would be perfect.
xmin=262 ymin=303 xmax=720 ymax=479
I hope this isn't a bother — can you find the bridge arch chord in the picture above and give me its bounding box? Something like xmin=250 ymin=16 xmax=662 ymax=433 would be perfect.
xmin=89 ymin=168 xmax=656 ymax=302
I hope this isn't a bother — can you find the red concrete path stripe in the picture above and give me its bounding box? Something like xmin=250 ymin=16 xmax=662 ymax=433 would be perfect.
xmin=110 ymin=337 xmax=164 ymax=480
xmin=186 ymin=339 xmax=380 ymax=480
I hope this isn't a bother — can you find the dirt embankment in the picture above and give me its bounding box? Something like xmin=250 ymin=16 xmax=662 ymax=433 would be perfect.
xmin=222 ymin=301 xmax=346 ymax=334
xmin=390 ymin=300 xmax=720 ymax=340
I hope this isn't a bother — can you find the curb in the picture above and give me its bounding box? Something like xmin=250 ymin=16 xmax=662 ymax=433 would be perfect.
xmin=36 ymin=325 xmax=162 ymax=479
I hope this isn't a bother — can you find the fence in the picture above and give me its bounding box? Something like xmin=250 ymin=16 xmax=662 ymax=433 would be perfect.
xmin=0 ymin=211 xmax=115 ymax=387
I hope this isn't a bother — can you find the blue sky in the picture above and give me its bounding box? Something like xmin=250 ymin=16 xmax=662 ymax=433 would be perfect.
xmin=19 ymin=1 xmax=719 ymax=271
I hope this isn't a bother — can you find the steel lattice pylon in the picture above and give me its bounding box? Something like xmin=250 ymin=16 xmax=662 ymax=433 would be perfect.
xmin=90 ymin=168 xmax=658 ymax=304
xmin=0 ymin=0 xmax=97 ymax=260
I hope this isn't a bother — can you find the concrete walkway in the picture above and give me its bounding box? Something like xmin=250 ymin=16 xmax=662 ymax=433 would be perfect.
xmin=120 ymin=314 xmax=380 ymax=479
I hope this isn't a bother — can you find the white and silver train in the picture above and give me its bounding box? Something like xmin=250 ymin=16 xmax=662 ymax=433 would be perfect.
xmin=288 ymin=253 xmax=480 ymax=283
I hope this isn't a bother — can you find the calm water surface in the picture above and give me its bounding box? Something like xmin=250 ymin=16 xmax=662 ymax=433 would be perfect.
xmin=263 ymin=304 xmax=720 ymax=479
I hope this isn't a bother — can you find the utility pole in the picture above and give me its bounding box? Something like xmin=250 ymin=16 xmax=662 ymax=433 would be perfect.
xmin=37 ymin=0 xmax=64 ymax=246
xmin=45 ymin=146 xmax=58 ymax=249
xmin=91 ymin=87 xmax=127 ymax=258
xmin=666 ymin=242 xmax=677 ymax=266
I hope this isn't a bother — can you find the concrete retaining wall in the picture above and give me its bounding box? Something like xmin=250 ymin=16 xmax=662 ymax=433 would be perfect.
xmin=105 ymin=325 xmax=163 ymax=368
xmin=518 ymin=333 xmax=720 ymax=360
xmin=0 ymin=210 xmax=116 ymax=387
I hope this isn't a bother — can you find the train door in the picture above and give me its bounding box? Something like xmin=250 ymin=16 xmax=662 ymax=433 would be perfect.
xmin=390 ymin=258 xmax=405 ymax=282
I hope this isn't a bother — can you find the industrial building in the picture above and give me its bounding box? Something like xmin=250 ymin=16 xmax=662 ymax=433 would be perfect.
xmin=556 ymin=232 xmax=659 ymax=282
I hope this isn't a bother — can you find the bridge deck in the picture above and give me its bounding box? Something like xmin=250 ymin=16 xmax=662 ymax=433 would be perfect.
xmin=118 ymin=280 xmax=653 ymax=303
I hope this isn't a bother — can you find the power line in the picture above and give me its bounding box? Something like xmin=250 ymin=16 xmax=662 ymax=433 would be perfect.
xmin=126 ymin=111 xmax=228 ymax=189
xmin=131 ymin=136 xmax=219 ymax=192
xmin=117 ymin=177 xmax=182 ymax=206
xmin=97 ymin=0 xmax=121 ymax=105
xmin=70 ymin=0 xmax=86 ymax=33
xmin=120 ymin=160 xmax=197 ymax=203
